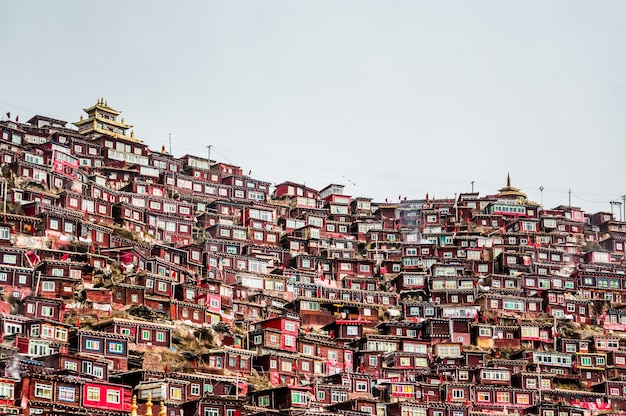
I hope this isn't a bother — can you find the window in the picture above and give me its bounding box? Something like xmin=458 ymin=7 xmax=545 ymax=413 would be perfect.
xmin=34 ymin=383 xmax=52 ymax=399
xmin=64 ymin=361 xmax=78 ymax=371
xmin=107 ymin=389 xmax=120 ymax=404
xmin=42 ymin=281 xmax=55 ymax=292
xmin=346 ymin=326 xmax=359 ymax=336
xmin=205 ymin=408 xmax=219 ymax=416
xmin=87 ymin=386 xmax=100 ymax=401
xmin=108 ymin=342 xmax=124 ymax=354
xmin=284 ymin=335 xmax=295 ymax=347
xmin=58 ymin=386 xmax=75 ymax=402
xmin=291 ymin=391 xmax=307 ymax=404
xmin=54 ymin=327 xmax=67 ymax=341
xmin=479 ymin=327 xmax=491 ymax=337
xmin=477 ymin=392 xmax=490 ymax=402
xmin=277 ymin=360 xmax=292 ymax=373
xmin=331 ymin=391 xmax=348 ymax=403
xmin=41 ymin=324 xmax=54 ymax=338
xmin=85 ymin=339 xmax=100 ymax=351
xmin=170 ymin=387 xmax=182 ymax=400
xmin=496 ymin=392 xmax=510 ymax=403
xmin=355 ymin=381 xmax=368 ymax=391
xmin=258 ymin=396 xmax=270 ymax=407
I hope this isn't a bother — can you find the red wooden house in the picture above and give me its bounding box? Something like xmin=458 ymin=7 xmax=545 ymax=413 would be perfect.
xmin=573 ymin=352 xmax=608 ymax=384
xmin=322 ymin=319 xmax=369 ymax=345
xmin=181 ymin=396 xmax=247 ymax=416
xmin=170 ymin=299 xmax=213 ymax=326
xmin=20 ymin=296 xmax=64 ymax=322
xmin=81 ymin=380 xmax=132 ymax=413
xmin=91 ymin=317 xmax=174 ymax=350
xmin=111 ymin=282 xmax=145 ymax=308
xmin=386 ymin=401 xmax=467 ymax=416
xmin=38 ymin=350 xmax=112 ymax=381
xmin=248 ymin=315 xmax=300 ymax=353
xmin=249 ymin=385 xmax=312 ymax=410
xmin=68 ymin=329 xmax=129 ymax=371
xmin=0 ymin=377 xmax=19 ymax=415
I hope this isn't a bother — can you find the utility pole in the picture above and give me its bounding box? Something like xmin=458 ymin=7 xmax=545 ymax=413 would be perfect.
xmin=610 ymin=201 xmax=621 ymax=221
xmin=568 ymin=188 xmax=571 ymax=208
xmin=1 ymin=178 xmax=6 ymax=214
xmin=622 ymin=195 xmax=626 ymax=223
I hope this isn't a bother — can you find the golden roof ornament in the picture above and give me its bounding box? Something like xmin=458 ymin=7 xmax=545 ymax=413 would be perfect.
xmin=497 ymin=172 xmax=527 ymax=199
xmin=130 ymin=395 xmax=138 ymax=416
xmin=145 ymin=393 xmax=153 ymax=416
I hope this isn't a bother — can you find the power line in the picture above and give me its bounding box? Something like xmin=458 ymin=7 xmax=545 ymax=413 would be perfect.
xmin=570 ymin=192 xmax=613 ymax=205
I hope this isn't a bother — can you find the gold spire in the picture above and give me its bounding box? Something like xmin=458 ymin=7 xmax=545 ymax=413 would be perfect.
xmin=145 ymin=393 xmax=153 ymax=416
xmin=131 ymin=395 xmax=138 ymax=416
xmin=159 ymin=401 xmax=166 ymax=416
xmin=497 ymin=173 xmax=527 ymax=199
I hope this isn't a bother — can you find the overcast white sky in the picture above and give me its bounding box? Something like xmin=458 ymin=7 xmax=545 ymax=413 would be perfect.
xmin=2 ymin=1 xmax=626 ymax=215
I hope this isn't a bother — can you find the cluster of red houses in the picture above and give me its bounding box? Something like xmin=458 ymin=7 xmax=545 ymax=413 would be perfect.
xmin=1 ymin=101 xmax=626 ymax=416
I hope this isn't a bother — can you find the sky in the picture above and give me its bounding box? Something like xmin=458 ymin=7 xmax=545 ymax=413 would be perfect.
xmin=2 ymin=1 xmax=626 ymax=216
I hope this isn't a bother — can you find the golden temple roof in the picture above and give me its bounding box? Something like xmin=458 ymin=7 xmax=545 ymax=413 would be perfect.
xmin=496 ymin=173 xmax=527 ymax=199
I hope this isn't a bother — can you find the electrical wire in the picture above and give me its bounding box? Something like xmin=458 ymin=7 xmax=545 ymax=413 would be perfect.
xmin=570 ymin=193 xmax=615 ymax=205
